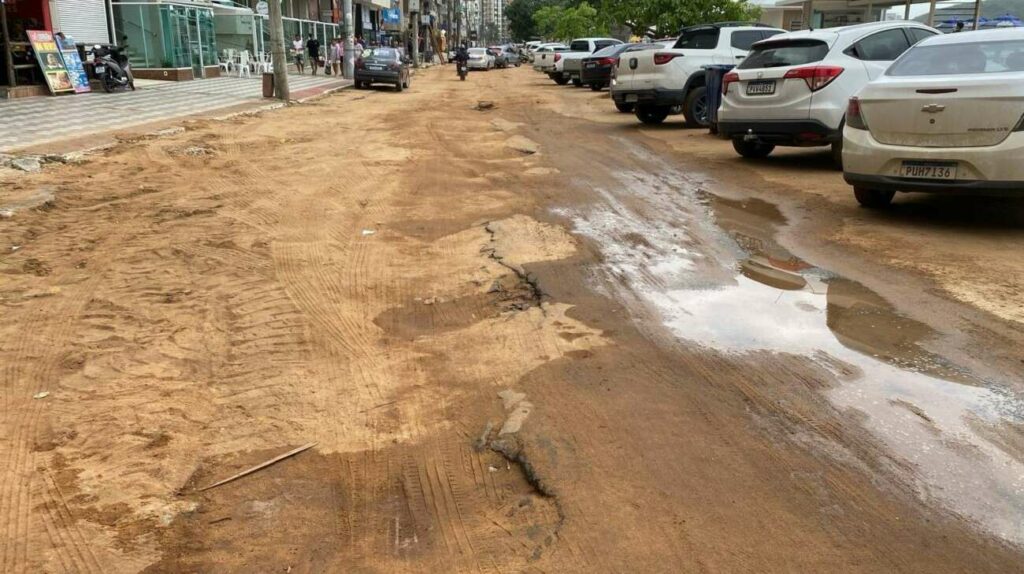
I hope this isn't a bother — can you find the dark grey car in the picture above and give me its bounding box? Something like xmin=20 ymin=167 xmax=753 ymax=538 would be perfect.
xmin=355 ymin=48 xmax=412 ymax=92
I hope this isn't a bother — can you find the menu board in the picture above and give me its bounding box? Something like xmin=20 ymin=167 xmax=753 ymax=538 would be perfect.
xmin=27 ymin=30 xmax=74 ymax=94
xmin=57 ymin=34 xmax=91 ymax=93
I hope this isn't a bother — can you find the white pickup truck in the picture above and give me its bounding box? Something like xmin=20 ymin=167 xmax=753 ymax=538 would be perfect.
xmin=533 ymin=44 xmax=569 ymax=73
xmin=612 ymin=23 xmax=784 ymax=125
xmin=551 ymin=38 xmax=624 ymax=86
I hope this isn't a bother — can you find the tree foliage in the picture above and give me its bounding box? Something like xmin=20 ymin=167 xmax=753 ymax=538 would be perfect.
xmin=532 ymin=2 xmax=609 ymax=40
xmin=596 ymin=0 xmax=761 ymax=36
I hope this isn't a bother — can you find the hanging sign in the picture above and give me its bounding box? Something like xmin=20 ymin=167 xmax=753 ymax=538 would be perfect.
xmin=57 ymin=34 xmax=91 ymax=93
xmin=256 ymin=1 xmax=269 ymax=16
xmin=27 ymin=30 xmax=75 ymax=95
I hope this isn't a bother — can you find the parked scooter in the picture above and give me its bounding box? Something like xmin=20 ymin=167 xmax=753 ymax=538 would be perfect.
xmin=92 ymin=45 xmax=135 ymax=93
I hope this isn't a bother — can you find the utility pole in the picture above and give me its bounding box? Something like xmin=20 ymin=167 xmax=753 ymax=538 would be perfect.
xmin=269 ymin=0 xmax=290 ymax=100
xmin=412 ymin=7 xmax=421 ymax=67
xmin=343 ymin=0 xmax=354 ymax=78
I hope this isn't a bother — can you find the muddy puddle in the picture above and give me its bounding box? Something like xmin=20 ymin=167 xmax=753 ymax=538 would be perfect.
xmin=553 ymin=140 xmax=1024 ymax=545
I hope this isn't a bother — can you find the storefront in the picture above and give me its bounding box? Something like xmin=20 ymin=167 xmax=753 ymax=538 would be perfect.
xmin=52 ymin=0 xmax=112 ymax=44
xmin=1 ymin=0 xmax=53 ymax=95
xmin=110 ymin=0 xmax=220 ymax=80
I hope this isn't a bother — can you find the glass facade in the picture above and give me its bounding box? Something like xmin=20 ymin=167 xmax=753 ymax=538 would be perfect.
xmin=113 ymin=2 xmax=217 ymax=72
xmin=111 ymin=1 xmax=340 ymax=73
xmin=253 ymin=16 xmax=339 ymax=56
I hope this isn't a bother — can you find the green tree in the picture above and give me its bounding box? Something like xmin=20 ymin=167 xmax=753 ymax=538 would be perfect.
xmin=554 ymin=2 xmax=610 ymax=39
xmin=597 ymin=0 xmax=761 ymax=36
xmin=533 ymin=5 xmax=566 ymax=39
xmin=507 ymin=0 xmax=571 ymax=41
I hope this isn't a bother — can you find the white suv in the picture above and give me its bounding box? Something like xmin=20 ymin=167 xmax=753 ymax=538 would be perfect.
xmin=843 ymin=28 xmax=1024 ymax=207
xmin=719 ymin=21 xmax=939 ymax=165
xmin=612 ymin=23 xmax=785 ymax=126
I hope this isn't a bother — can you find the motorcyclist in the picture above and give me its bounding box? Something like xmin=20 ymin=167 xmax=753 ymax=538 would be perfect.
xmin=453 ymin=42 xmax=469 ymax=66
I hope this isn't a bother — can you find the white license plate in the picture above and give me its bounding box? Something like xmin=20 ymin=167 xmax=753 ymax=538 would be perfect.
xmin=745 ymin=80 xmax=775 ymax=96
xmin=367 ymin=65 xmax=384 ymax=70
xmin=899 ymin=161 xmax=957 ymax=180
xmin=95 ymin=65 xmax=106 ymax=73
xmin=585 ymin=62 xmax=596 ymax=68
xmin=624 ymin=94 xmax=638 ymax=103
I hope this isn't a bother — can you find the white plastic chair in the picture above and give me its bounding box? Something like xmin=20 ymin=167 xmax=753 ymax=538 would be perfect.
xmin=219 ymin=49 xmax=232 ymax=73
xmin=237 ymin=50 xmax=252 ymax=78
xmin=258 ymin=52 xmax=273 ymax=73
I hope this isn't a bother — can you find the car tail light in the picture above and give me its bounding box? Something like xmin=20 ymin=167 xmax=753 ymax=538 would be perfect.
xmin=654 ymin=52 xmax=681 ymax=65
xmin=784 ymin=65 xmax=844 ymax=92
xmin=722 ymin=71 xmax=739 ymax=95
xmin=598 ymin=57 xmax=616 ymax=66
xmin=847 ymin=97 xmax=868 ymax=130
xmin=554 ymin=53 xmax=561 ymax=63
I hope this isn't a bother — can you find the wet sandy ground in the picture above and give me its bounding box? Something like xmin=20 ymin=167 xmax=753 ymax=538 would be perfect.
xmin=0 ymin=66 xmax=1022 ymax=572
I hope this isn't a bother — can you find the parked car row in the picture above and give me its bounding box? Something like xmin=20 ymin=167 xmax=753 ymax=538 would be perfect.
xmin=455 ymin=44 xmax=524 ymax=71
xmin=530 ymin=23 xmax=1024 ymax=207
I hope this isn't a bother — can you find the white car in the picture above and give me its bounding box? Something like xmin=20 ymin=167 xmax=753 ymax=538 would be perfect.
xmin=843 ymin=28 xmax=1024 ymax=207
xmin=467 ymin=47 xmax=494 ymax=70
xmin=612 ymin=23 xmax=785 ymax=126
xmin=719 ymin=21 xmax=939 ymax=165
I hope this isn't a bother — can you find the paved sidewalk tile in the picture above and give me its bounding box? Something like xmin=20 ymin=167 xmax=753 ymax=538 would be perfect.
xmin=0 ymin=74 xmax=350 ymax=152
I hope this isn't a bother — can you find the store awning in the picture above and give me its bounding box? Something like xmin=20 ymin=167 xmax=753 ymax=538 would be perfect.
xmin=777 ymin=0 xmax=985 ymax=27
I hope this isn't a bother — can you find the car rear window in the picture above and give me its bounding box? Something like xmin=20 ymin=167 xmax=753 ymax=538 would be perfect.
xmin=738 ymin=39 xmax=829 ymax=69
xmin=731 ymin=31 xmax=764 ymax=50
xmin=674 ymin=28 xmax=720 ymax=50
xmin=888 ymin=39 xmax=1024 ymax=76
xmin=363 ymin=48 xmax=397 ymax=60
xmin=570 ymin=41 xmax=591 ymax=52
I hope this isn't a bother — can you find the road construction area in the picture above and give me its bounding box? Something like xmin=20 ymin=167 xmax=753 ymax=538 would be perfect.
xmin=1 ymin=65 xmax=1022 ymax=572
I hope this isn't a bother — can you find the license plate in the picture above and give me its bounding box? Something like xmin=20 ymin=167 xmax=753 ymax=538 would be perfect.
xmin=95 ymin=65 xmax=106 ymax=73
xmin=585 ymin=62 xmax=596 ymax=68
xmin=746 ymin=80 xmax=776 ymax=96
xmin=899 ymin=161 xmax=957 ymax=180
xmin=625 ymin=94 xmax=638 ymax=103
xmin=367 ymin=65 xmax=384 ymax=70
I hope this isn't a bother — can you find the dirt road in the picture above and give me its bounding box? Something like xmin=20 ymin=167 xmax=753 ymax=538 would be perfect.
xmin=1 ymin=65 xmax=1022 ymax=573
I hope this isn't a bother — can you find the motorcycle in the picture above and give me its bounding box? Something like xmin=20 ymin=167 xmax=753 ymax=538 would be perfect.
xmin=92 ymin=45 xmax=135 ymax=93
xmin=457 ymin=61 xmax=467 ymax=81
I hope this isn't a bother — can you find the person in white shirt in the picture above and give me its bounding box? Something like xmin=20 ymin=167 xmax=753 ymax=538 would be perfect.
xmin=292 ymin=35 xmax=305 ymax=74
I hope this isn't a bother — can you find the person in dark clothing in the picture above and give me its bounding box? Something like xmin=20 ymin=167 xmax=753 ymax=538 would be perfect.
xmin=306 ymin=34 xmax=321 ymax=75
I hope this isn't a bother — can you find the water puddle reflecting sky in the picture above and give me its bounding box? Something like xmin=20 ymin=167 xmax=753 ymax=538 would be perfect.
xmin=553 ymin=144 xmax=1024 ymax=545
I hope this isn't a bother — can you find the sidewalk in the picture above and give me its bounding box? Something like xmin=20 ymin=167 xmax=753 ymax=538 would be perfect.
xmin=0 ymin=73 xmax=350 ymax=152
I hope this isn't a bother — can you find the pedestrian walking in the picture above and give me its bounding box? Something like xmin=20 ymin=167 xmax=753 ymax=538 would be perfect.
xmin=331 ymin=38 xmax=344 ymax=77
xmin=292 ymin=34 xmax=305 ymax=74
xmin=306 ymin=34 xmax=321 ymax=76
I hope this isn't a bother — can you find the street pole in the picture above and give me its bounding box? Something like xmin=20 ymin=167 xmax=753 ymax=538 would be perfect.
xmin=412 ymin=10 xmax=420 ymax=67
xmin=343 ymin=0 xmax=354 ymax=78
xmin=269 ymin=0 xmax=290 ymax=100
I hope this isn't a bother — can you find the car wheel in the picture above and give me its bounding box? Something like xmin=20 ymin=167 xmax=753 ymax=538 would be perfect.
xmin=589 ymin=83 xmax=603 ymax=92
xmin=831 ymin=140 xmax=843 ymax=169
xmin=732 ymin=139 xmax=775 ymax=159
xmin=635 ymin=104 xmax=670 ymax=125
xmin=553 ymin=75 xmax=569 ymax=86
xmin=396 ymin=80 xmax=403 ymax=92
xmin=683 ymin=86 xmax=709 ymax=128
xmin=853 ymin=187 xmax=895 ymax=208
xmin=572 ymin=78 xmax=583 ymax=87
xmin=614 ymin=101 xmax=635 ymax=113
